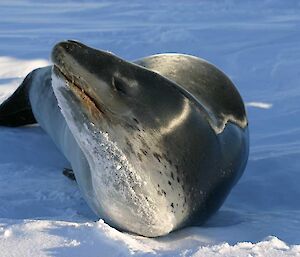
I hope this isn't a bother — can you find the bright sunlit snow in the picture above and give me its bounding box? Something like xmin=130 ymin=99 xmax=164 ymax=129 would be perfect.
xmin=0 ymin=1 xmax=300 ymax=256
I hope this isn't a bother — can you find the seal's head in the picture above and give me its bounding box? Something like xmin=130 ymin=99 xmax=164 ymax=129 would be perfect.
xmin=51 ymin=40 xmax=248 ymax=237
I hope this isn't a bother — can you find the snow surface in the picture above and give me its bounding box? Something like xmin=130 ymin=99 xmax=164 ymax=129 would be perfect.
xmin=0 ymin=0 xmax=300 ymax=256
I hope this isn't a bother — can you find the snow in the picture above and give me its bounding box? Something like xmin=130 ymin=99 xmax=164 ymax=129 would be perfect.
xmin=0 ymin=0 xmax=300 ymax=256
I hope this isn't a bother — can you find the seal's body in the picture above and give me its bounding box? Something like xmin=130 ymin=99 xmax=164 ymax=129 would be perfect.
xmin=0 ymin=41 xmax=249 ymax=237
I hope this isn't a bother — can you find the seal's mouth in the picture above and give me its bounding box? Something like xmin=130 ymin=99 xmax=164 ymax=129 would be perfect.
xmin=53 ymin=64 xmax=105 ymax=117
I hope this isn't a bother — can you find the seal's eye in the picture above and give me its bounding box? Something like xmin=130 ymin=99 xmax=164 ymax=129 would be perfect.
xmin=112 ymin=77 xmax=128 ymax=95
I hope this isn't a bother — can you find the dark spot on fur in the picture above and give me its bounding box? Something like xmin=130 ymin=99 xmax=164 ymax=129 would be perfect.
xmin=177 ymin=177 xmax=180 ymax=183
xmin=141 ymin=149 xmax=148 ymax=156
xmin=153 ymin=153 xmax=161 ymax=162
xmin=162 ymin=190 xmax=166 ymax=196
xmin=168 ymin=180 xmax=172 ymax=186
xmin=176 ymin=203 xmax=178 ymax=207
xmin=133 ymin=118 xmax=139 ymax=124
xmin=157 ymin=184 xmax=160 ymax=188
xmin=171 ymin=172 xmax=174 ymax=180
xmin=159 ymin=171 xmax=162 ymax=175
xmin=171 ymin=203 xmax=174 ymax=208
xmin=178 ymin=193 xmax=181 ymax=197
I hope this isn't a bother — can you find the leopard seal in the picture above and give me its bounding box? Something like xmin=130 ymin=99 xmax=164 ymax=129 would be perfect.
xmin=0 ymin=40 xmax=249 ymax=237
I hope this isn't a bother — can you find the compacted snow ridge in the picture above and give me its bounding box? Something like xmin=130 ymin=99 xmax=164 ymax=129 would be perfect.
xmin=0 ymin=1 xmax=300 ymax=256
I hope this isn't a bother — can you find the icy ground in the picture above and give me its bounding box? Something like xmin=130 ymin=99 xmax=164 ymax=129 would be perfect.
xmin=0 ymin=1 xmax=300 ymax=256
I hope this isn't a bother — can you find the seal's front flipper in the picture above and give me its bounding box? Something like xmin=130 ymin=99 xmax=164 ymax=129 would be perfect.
xmin=0 ymin=71 xmax=36 ymax=127
xmin=63 ymin=168 xmax=76 ymax=181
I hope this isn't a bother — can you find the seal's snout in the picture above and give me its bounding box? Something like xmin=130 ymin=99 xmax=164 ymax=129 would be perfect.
xmin=51 ymin=42 xmax=65 ymax=66
xmin=51 ymin=41 xmax=72 ymax=63
xmin=52 ymin=40 xmax=84 ymax=62
xmin=51 ymin=40 xmax=88 ymax=79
